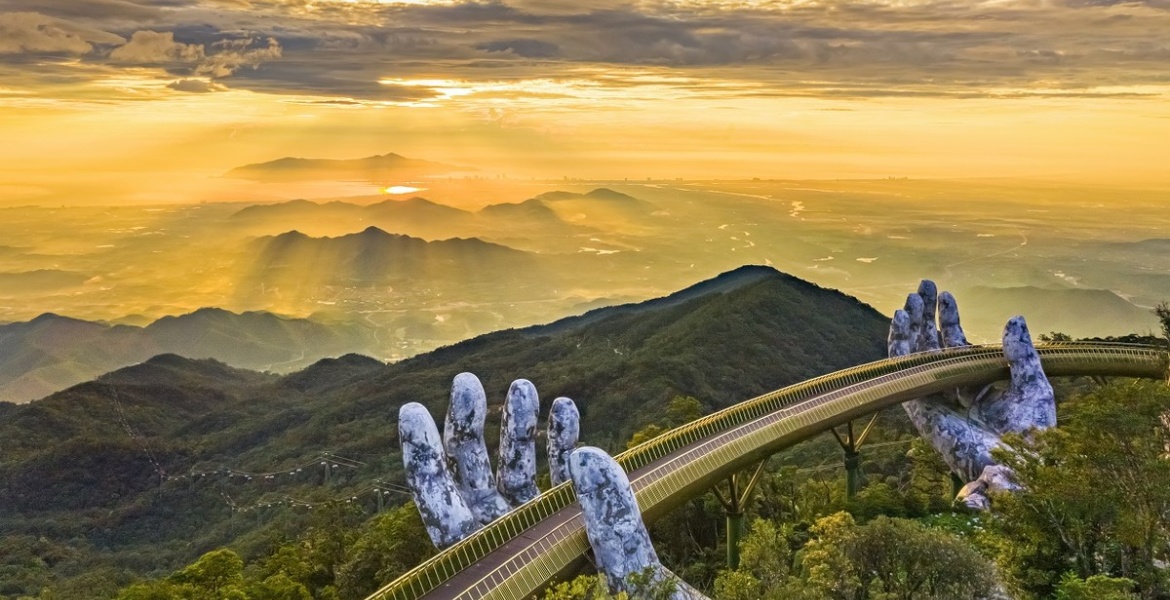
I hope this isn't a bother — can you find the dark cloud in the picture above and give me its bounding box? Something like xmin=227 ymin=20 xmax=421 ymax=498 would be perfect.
xmin=476 ymin=38 xmax=560 ymax=58
xmin=167 ymin=78 xmax=226 ymax=93
xmin=109 ymin=30 xmax=204 ymax=62
xmin=4 ymin=0 xmax=1170 ymax=100
xmin=225 ymin=61 xmax=438 ymax=101
xmin=0 ymin=11 xmax=125 ymax=54
xmin=0 ymin=0 xmax=171 ymax=22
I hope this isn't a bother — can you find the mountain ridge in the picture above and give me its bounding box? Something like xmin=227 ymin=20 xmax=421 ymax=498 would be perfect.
xmin=224 ymin=152 xmax=471 ymax=182
xmin=0 ymin=309 xmax=376 ymax=403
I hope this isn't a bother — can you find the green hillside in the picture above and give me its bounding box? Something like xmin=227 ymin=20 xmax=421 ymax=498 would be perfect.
xmin=0 ymin=266 xmax=890 ymax=598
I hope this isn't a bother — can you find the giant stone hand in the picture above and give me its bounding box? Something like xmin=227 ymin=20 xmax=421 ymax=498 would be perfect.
xmin=890 ymin=280 xmax=1055 ymax=508
xmin=400 ymin=373 xmax=706 ymax=599
xmin=400 ymin=373 xmax=579 ymax=545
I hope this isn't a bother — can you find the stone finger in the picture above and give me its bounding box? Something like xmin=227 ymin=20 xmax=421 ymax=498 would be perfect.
xmin=399 ymin=402 xmax=480 ymax=549
xmin=888 ymin=309 xmax=913 ymax=358
xmin=980 ymin=316 xmax=1056 ymax=435
xmin=444 ymin=372 xmax=511 ymax=523
xmin=568 ymin=447 xmax=708 ymax=599
xmin=916 ymin=280 xmax=941 ymax=352
xmin=938 ymin=291 xmax=970 ymax=349
xmin=547 ymin=397 xmax=580 ymax=486
xmin=497 ymin=378 xmax=541 ymax=506
xmin=903 ymin=293 xmax=925 ymax=354
xmin=570 ymin=447 xmax=661 ymax=592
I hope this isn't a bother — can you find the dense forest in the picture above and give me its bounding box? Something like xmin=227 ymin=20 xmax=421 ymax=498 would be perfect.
xmin=2 ymin=272 xmax=1166 ymax=599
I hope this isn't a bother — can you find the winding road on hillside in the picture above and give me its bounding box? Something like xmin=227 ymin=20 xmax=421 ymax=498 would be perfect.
xmin=367 ymin=343 xmax=1168 ymax=600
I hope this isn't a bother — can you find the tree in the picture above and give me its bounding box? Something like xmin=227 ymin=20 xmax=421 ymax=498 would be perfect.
xmin=541 ymin=568 xmax=678 ymax=600
xmin=713 ymin=519 xmax=815 ymax=600
xmin=1053 ymin=573 xmax=1137 ymax=600
xmin=168 ymin=549 xmax=245 ymax=598
xmin=115 ymin=581 xmax=189 ymax=600
xmin=626 ymin=396 xmax=706 ymax=450
xmin=335 ymin=503 xmax=435 ymax=599
xmin=1154 ymin=302 xmax=1170 ymax=347
xmin=542 ymin=574 xmax=615 ymax=600
xmin=248 ymin=573 xmax=313 ymax=600
xmin=626 ymin=424 xmax=666 ymax=449
xmin=992 ymin=381 xmax=1170 ymax=598
xmin=716 ymin=512 xmax=996 ymax=600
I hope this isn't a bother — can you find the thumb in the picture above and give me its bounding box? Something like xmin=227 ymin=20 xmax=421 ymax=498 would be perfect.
xmin=399 ymin=402 xmax=480 ymax=549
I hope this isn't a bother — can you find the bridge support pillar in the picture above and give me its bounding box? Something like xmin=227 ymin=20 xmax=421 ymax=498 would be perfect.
xmin=844 ymin=450 xmax=862 ymax=499
xmin=714 ymin=460 xmax=768 ymax=570
xmin=726 ymin=511 xmax=744 ymax=569
xmin=832 ymin=415 xmax=877 ymax=500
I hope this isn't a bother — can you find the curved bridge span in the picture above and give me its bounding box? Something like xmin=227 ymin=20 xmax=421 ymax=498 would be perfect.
xmin=369 ymin=343 xmax=1168 ymax=600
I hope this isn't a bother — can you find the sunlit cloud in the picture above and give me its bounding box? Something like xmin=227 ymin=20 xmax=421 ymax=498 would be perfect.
xmin=0 ymin=0 xmax=1169 ymax=196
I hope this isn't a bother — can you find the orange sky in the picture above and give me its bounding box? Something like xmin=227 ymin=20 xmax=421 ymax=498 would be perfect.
xmin=3 ymin=1 xmax=1170 ymax=205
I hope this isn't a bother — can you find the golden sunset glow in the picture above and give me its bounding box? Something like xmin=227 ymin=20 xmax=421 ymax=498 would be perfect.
xmin=1 ymin=0 xmax=1168 ymax=341
xmin=0 ymin=0 xmax=1168 ymax=208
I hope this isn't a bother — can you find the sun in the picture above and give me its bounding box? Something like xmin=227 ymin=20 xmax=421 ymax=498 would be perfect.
xmin=383 ymin=185 xmax=425 ymax=194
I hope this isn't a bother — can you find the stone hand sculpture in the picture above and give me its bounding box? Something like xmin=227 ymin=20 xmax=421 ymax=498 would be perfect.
xmin=890 ymin=280 xmax=1055 ymax=508
xmin=400 ymin=373 xmax=707 ymax=599
xmin=400 ymin=373 xmax=580 ymax=546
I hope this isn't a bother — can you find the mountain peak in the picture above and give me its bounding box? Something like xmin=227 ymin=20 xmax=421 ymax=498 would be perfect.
xmin=523 ymin=265 xmax=791 ymax=335
xmin=584 ymin=188 xmax=638 ymax=202
xmin=359 ymin=225 xmax=390 ymax=236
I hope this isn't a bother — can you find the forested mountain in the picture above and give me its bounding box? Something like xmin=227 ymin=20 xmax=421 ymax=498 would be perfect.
xmin=0 ymin=265 xmax=889 ymax=598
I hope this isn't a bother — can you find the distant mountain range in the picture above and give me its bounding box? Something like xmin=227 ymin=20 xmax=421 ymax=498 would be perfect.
xmin=248 ymin=226 xmax=543 ymax=288
xmin=959 ymin=285 xmax=1161 ymax=340
xmin=224 ymin=152 xmax=471 ymax=182
xmin=227 ymin=188 xmax=648 ymax=245
xmin=0 ymin=309 xmax=376 ymax=403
